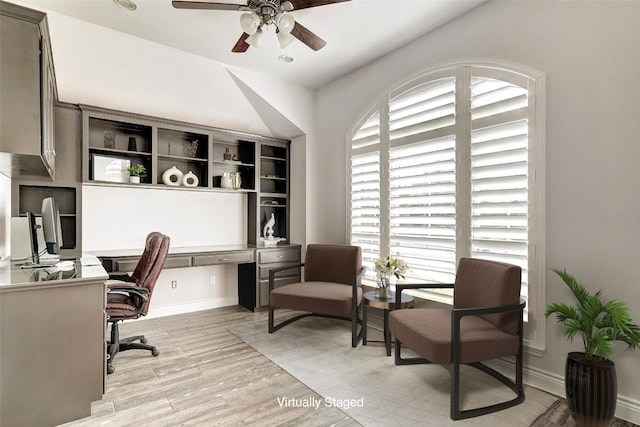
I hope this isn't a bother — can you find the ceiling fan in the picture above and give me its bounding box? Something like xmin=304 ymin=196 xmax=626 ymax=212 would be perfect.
xmin=171 ymin=0 xmax=351 ymax=53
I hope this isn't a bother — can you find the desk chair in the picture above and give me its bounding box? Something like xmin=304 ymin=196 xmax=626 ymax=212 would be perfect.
xmin=268 ymin=244 xmax=365 ymax=347
xmin=105 ymin=232 xmax=170 ymax=374
xmin=389 ymin=258 xmax=526 ymax=420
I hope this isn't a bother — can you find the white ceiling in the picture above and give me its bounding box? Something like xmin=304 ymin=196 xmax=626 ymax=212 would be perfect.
xmin=16 ymin=0 xmax=484 ymax=89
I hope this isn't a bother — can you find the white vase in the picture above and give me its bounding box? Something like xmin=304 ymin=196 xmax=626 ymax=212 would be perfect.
xmin=220 ymin=173 xmax=232 ymax=189
xmin=129 ymin=176 xmax=140 ymax=184
xmin=162 ymin=166 xmax=183 ymax=186
xmin=182 ymin=171 xmax=199 ymax=187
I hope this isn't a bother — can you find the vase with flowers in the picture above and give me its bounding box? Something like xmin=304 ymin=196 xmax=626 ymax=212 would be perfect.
xmin=374 ymin=255 xmax=408 ymax=299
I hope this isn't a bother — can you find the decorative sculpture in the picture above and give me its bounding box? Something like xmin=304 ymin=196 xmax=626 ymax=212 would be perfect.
xmin=261 ymin=213 xmax=283 ymax=246
xmin=263 ymin=213 xmax=276 ymax=239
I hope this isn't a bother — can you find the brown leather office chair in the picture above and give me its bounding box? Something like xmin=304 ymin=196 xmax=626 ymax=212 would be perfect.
xmin=268 ymin=244 xmax=365 ymax=347
xmin=105 ymin=232 xmax=170 ymax=374
xmin=389 ymin=257 xmax=526 ymax=420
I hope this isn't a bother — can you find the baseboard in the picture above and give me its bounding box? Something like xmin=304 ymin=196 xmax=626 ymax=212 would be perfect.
xmin=487 ymin=359 xmax=640 ymax=424
xmin=145 ymin=297 xmax=239 ymax=319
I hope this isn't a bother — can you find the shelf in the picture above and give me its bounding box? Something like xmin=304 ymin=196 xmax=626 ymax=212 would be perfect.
xmin=89 ymin=147 xmax=152 ymax=157
xmin=158 ymin=154 xmax=207 ymax=162
xmin=260 ymin=175 xmax=286 ymax=180
xmin=261 ymin=155 xmax=286 ymax=162
xmin=213 ymin=160 xmax=254 ymax=167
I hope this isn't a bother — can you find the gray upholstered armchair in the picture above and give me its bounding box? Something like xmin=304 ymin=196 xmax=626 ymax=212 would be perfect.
xmin=268 ymin=244 xmax=365 ymax=347
xmin=389 ymin=257 xmax=526 ymax=420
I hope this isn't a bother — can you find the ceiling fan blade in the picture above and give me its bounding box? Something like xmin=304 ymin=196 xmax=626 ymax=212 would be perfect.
xmin=232 ymin=33 xmax=250 ymax=53
xmin=290 ymin=21 xmax=326 ymax=51
xmin=289 ymin=0 xmax=351 ymax=10
xmin=171 ymin=1 xmax=248 ymax=11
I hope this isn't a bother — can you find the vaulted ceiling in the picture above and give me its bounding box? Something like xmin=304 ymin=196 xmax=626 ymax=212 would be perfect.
xmin=15 ymin=0 xmax=484 ymax=89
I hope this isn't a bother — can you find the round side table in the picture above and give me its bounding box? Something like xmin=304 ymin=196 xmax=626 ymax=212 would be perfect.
xmin=362 ymin=290 xmax=414 ymax=356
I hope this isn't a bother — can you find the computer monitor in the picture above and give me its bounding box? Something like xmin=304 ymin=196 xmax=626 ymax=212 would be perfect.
xmin=41 ymin=197 xmax=64 ymax=255
xmin=26 ymin=211 xmax=40 ymax=265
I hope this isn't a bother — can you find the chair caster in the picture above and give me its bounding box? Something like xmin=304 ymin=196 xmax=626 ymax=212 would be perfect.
xmin=107 ymin=365 xmax=115 ymax=374
xmin=152 ymin=348 xmax=160 ymax=357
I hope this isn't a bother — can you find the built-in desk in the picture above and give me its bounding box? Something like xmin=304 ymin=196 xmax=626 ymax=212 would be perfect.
xmin=94 ymin=243 xmax=302 ymax=312
xmin=0 ymin=261 xmax=108 ymax=427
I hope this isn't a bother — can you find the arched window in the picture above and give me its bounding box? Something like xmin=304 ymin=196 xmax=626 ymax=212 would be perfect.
xmin=349 ymin=62 xmax=545 ymax=350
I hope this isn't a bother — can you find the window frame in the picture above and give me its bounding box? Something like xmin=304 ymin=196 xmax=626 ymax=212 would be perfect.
xmin=347 ymin=60 xmax=546 ymax=355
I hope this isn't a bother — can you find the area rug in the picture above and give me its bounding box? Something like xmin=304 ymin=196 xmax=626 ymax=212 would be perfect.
xmin=530 ymin=399 xmax=638 ymax=427
xmin=230 ymin=316 xmax=558 ymax=427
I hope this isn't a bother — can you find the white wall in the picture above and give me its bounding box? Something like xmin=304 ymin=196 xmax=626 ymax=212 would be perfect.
xmin=82 ymin=185 xmax=247 ymax=250
xmin=315 ymin=0 xmax=640 ymax=421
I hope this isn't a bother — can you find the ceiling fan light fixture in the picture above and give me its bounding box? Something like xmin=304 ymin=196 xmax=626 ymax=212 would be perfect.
xmin=240 ymin=12 xmax=260 ymax=35
xmin=246 ymin=28 xmax=264 ymax=48
xmin=275 ymin=12 xmax=295 ymax=34
xmin=113 ymin=0 xmax=137 ymax=11
xmin=277 ymin=30 xmax=295 ymax=49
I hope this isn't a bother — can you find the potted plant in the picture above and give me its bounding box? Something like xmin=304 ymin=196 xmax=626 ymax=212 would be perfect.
xmin=373 ymin=255 xmax=408 ymax=299
xmin=546 ymin=268 xmax=640 ymax=427
xmin=127 ymin=164 xmax=146 ymax=184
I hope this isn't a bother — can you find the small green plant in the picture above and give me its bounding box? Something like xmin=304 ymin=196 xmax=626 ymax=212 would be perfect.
xmin=545 ymin=268 xmax=640 ymax=361
xmin=128 ymin=164 xmax=147 ymax=177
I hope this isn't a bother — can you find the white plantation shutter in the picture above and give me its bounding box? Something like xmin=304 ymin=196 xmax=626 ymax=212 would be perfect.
xmin=469 ymin=75 xmax=530 ymax=317
xmin=388 ymin=78 xmax=458 ymax=286
xmin=348 ymin=64 xmax=542 ymax=328
xmin=350 ymin=111 xmax=381 ymax=281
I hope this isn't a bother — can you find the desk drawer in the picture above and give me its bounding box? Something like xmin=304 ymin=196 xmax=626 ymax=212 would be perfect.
xmin=163 ymin=256 xmax=191 ymax=269
xmin=110 ymin=258 xmax=139 ymax=273
xmin=108 ymin=256 xmax=191 ymax=272
xmin=192 ymin=251 xmax=253 ymax=266
xmin=259 ymin=264 xmax=300 ymax=280
xmin=258 ymin=247 xmax=300 ymax=264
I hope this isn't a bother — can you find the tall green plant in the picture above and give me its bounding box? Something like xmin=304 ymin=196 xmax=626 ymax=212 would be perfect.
xmin=545 ymin=268 xmax=640 ymax=361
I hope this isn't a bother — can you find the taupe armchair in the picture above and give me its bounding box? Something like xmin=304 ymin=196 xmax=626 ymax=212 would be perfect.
xmin=105 ymin=232 xmax=170 ymax=374
xmin=268 ymin=244 xmax=365 ymax=347
xmin=389 ymin=257 xmax=526 ymax=420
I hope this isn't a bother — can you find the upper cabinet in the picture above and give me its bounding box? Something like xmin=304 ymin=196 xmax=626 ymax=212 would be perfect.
xmin=0 ymin=1 xmax=57 ymax=179
xmin=80 ymin=105 xmax=288 ymax=195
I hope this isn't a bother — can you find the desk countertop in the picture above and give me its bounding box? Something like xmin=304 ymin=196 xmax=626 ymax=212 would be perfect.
xmin=0 ymin=260 xmax=108 ymax=291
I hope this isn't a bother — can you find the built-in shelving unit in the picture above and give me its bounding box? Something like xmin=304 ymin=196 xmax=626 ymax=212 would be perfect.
xmin=211 ymin=135 xmax=255 ymax=191
xmin=86 ymin=115 xmax=153 ymax=184
xmin=81 ymin=106 xmax=266 ymax=192
xmin=256 ymin=141 xmax=289 ymax=242
xmin=16 ymin=184 xmax=78 ymax=254
xmin=157 ymin=126 xmax=209 ymax=188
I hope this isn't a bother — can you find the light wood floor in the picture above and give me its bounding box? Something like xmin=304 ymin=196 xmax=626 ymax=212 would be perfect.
xmin=60 ymin=306 xmax=554 ymax=427
xmin=60 ymin=306 xmax=358 ymax=427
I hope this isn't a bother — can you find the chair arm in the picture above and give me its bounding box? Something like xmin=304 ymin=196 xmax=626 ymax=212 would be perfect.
xmin=107 ymin=280 xmax=149 ymax=301
xmin=452 ymin=298 xmax=526 ymax=319
xmin=451 ymin=298 xmax=527 ymax=344
xmin=352 ymin=267 xmax=366 ymax=312
xmin=269 ymin=262 xmax=305 ymax=291
xmin=106 ymin=281 xmax=150 ymax=319
xmin=395 ymin=283 xmax=455 ymax=305
xmin=108 ymin=273 xmax=135 ymax=282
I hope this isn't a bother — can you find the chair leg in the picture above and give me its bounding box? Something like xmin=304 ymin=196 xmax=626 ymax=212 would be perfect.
xmin=268 ymin=305 xmax=275 ymax=333
xmin=106 ymin=322 xmax=120 ymax=375
xmin=394 ymin=338 xmax=430 ymax=365
xmin=106 ymin=321 xmax=159 ymax=374
xmin=449 ymin=356 xmax=525 ymax=420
